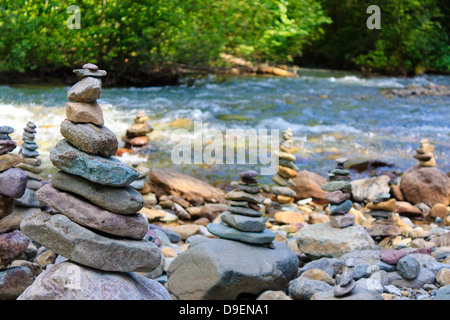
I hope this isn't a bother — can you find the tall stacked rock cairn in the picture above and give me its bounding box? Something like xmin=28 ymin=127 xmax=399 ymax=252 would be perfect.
xmin=121 ymin=111 xmax=153 ymax=153
xmin=0 ymin=126 xmax=34 ymax=299
xmin=268 ymin=128 xmax=298 ymax=214
xmin=15 ymin=121 xmax=47 ymax=209
xmin=18 ymin=64 xmax=171 ymax=300
xmin=322 ymin=158 xmax=355 ymax=228
xmin=167 ymin=170 xmax=298 ymax=299
xmin=414 ymin=139 xmax=436 ymax=167
xmin=207 ymin=170 xmax=275 ymax=247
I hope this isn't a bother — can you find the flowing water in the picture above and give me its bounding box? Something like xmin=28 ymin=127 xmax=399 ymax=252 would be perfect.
xmin=1 ymin=70 xmax=449 ymax=187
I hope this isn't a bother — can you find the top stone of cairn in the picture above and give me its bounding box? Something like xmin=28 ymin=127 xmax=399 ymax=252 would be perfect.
xmin=73 ymin=63 xmax=107 ymax=78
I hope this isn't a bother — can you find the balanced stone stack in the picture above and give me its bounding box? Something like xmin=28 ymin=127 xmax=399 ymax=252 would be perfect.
xmin=15 ymin=121 xmax=46 ymax=208
xmin=19 ymin=65 xmax=166 ymax=299
xmin=207 ymin=170 xmax=275 ymax=246
xmin=272 ymin=128 xmax=298 ymax=190
xmin=122 ymin=111 xmax=153 ymax=151
xmin=0 ymin=126 xmax=28 ymax=217
xmin=322 ymin=158 xmax=355 ymax=228
xmin=0 ymin=126 xmax=33 ymax=299
xmin=413 ymin=139 xmax=436 ymax=167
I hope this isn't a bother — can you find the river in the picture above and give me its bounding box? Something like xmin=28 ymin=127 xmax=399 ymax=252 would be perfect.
xmin=1 ymin=70 xmax=449 ymax=187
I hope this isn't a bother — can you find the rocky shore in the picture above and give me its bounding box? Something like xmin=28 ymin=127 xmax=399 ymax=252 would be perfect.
xmin=0 ymin=65 xmax=449 ymax=301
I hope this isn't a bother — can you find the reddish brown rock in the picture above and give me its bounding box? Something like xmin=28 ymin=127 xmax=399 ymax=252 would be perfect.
xmin=379 ymin=249 xmax=407 ymax=265
xmin=200 ymin=203 xmax=228 ymax=221
xmin=149 ymin=168 xmax=225 ymax=203
xmin=0 ymin=194 xmax=14 ymax=219
xmin=122 ymin=136 xmax=150 ymax=147
xmin=291 ymin=170 xmax=327 ymax=204
xmin=395 ymin=201 xmax=425 ymax=219
xmin=0 ymin=230 xmax=29 ymax=269
xmin=430 ymin=203 xmax=448 ymax=220
xmin=390 ymin=185 xmax=405 ymax=201
xmin=400 ymin=166 xmax=450 ymax=207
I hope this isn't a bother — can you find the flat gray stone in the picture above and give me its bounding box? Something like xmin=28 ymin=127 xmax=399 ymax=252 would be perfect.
xmin=207 ymin=222 xmax=275 ymax=245
xmin=220 ymin=211 xmax=266 ymax=232
xmin=51 ymin=170 xmax=143 ymax=214
xmin=20 ymin=211 xmax=161 ymax=272
xmin=67 ymin=77 xmax=102 ymax=102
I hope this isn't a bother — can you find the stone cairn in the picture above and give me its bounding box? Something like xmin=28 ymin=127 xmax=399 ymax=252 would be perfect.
xmin=15 ymin=121 xmax=46 ymax=209
xmin=20 ymin=64 xmax=162 ymax=278
xmin=413 ymin=138 xmax=436 ymax=167
xmin=207 ymin=170 xmax=275 ymax=246
xmin=121 ymin=111 xmax=153 ymax=152
xmin=0 ymin=126 xmax=33 ymax=299
xmin=322 ymin=158 xmax=355 ymax=228
xmin=272 ymin=128 xmax=298 ymax=189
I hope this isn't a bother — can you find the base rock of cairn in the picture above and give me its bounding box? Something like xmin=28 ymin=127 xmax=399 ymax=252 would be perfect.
xmin=400 ymin=139 xmax=450 ymax=207
xmin=19 ymin=63 xmax=170 ymax=300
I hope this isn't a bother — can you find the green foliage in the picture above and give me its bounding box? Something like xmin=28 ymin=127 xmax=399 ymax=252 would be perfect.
xmin=301 ymin=0 xmax=450 ymax=74
xmin=0 ymin=0 xmax=330 ymax=74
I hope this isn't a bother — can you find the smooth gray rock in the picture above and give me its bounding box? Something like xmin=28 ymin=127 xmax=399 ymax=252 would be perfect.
xmin=289 ymin=276 xmax=333 ymax=300
xmin=220 ymin=211 xmax=266 ymax=232
xmin=397 ymin=256 xmax=420 ymax=280
xmin=207 ymin=222 xmax=275 ymax=245
xmin=434 ymin=285 xmax=450 ymax=300
xmin=387 ymin=268 xmax=435 ymax=289
xmin=51 ymin=171 xmax=144 ymax=214
xmin=167 ymin=238 xmax=298 ymax=300
xmin=60 ymin=120 xmax=118 ymax=158
xmin=67 ymin=77 xmax=102 ymax=102
xmin=311 ymin=286 xmax=384 ymax=300
xmin=20 ymin=211 xmax=161 ymax=273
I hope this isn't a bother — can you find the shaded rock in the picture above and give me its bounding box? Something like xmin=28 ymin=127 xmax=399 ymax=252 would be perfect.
xmin=50 ymin=139 xmax=139 ymax=186
xmin=200 ymin=204 xmax=228 ymax=221
xmin=395 ymin=201 xmax=425 ymax=219
xmin=221 ymin=211 xmax=266 ymax=232
xmin=434 ymin=285 xmax=450 ymax=300
xmin=14 ymin=188 xmax=41 ymax=208
xmin=149 ymin=168 xmax=224 ymax=203
xmin=0 ymin=266 xmax=34 ymax=300
xmin=299 ymin=258 xmax=337 ymax=278
xmin=18 ymin=261 xmax=171 ymax=300
xmin=60 ymin=120 xmax=118 ymax=158
xmin=301 ymin=268 xmax=335 ymax=285
xmin=0 ymin=154 xmax=21 ymax=172
xmin=295 ymin=222 xmax=378 ymax=259
xmin=387 ymin=268 xmax=435 ymax=289
xmin=20 ymin=211 xmax=161 ymax=272
xmin=289 ymin=276 xmax=333 ymax=300
xmin=311 ymin=286 xmax=383 ymax=300
xmin=0 ymin=207 xmax=39 ymax=234
xmin=400 ymin=166 xmax=450 ymax=207
xmin=397 ymin=256 xmax=420 ymax=279
xmin=167 ymin=238 xmax=298 ymax=299
xmin=0 ymin=194 xmax=14 ymax=219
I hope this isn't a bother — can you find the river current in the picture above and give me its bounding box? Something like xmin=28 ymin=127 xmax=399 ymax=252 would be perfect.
xmin=1 ymin=70 xmax=449 ymax=186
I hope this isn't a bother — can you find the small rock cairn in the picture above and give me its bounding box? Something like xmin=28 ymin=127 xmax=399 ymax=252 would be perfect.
xmin=15 ymin=121 xmax=45 ymax=208
xmin=333 ymin=260 xmax=356 ymax=297
xmin=0 ymin=126 xmax=31 ymax=294
xmin=0 ymin=126 xmax=28 ymax=216
xmin=413 ymin=139 xmax=436 ymax=167
xmin=366 ymin=192 xmax=396 ymax=222
xmin=272 ymin=128 xmax=298 ymax=191
xmin=122 ymin=111 xmax=153 ymax=151
xmin=322 ymin=158 xmax=355 ymax=228
xmin=207 ymin=170 xmax=275 ymax=246
xmin=20 ymin=64 xmax=162 ymax=274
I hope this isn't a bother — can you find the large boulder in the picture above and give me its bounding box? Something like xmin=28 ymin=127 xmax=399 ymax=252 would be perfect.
xmin=18 ymin=261 xmax=171 ymax=300
xmin=400 ymin=166 xmax=450 ymax=207
xmin=291 ymin=170 xmax=327 ymax=204
xmin=350 ymin=175 xmax=391 ymax=203
xmin=167 ymin=238 xmax=298 ymax=299
xmin=295 ymin=222 xmax=378 ymax=259
xmin=149 ymin=168 xmax=225 ymax=203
